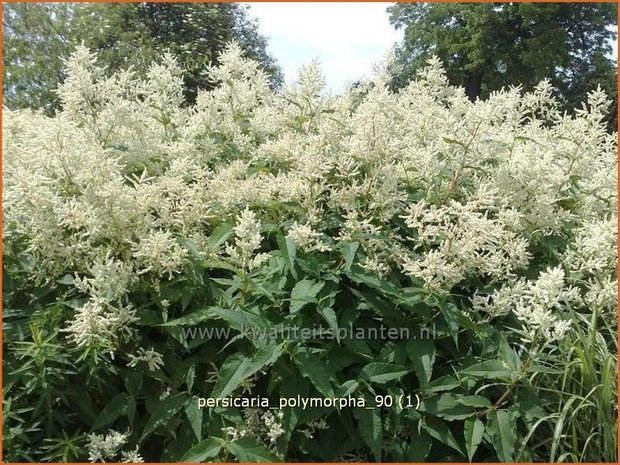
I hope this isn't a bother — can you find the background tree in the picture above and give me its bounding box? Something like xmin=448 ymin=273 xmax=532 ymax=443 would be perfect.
xmin=3 ymin=2 xmax=282 ymax=114
xmin=3 ymin=3 xmax=77 ymax=113
xmin=388 ymin=2 xmax=618 ymax=127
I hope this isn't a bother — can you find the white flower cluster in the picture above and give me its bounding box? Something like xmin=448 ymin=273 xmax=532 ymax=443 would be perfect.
xmin=300 ymin=417 xmax=329 ymax=439
xmin=563 ymin=218 xmax=618 ymax=313
xmin=133 ymin=230 xmax=188 ymax=278
xmin=287 ymin=222 xmax=330 ymax=253
xmin=127 ymin=347 xmax=165 ymax=372
xmin=3 ymin=43 xmax=616 ymax=351
xmin=86 ymin=430 xmax=143 ymax=463
xmin=400 ymin=197 xmax=531 ymax=290
xmin=472 ymin=266 xmax=576 ymax=342
xmin=262 ymin=410 xmax=286 ymax=444
xmin=225 ymin=208 xmax=270 ymax=271
xmin=63 ymin=301 xmax=136 ymax=352
xmin=222 ymin=408 xmax=284 ymax=448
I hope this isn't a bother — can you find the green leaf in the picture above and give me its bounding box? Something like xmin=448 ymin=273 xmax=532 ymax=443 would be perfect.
xmin=179 ymin=238 xmax=202 ymax=262
xmin=360 ymin=363 xmax=409 ymax=384
xmin=421 ymin=374 xmax=460 ymax=393
xmin=403 ymin=429 xmax=433 ymax=461
xmin=338 ymin=241 xmax=359 ymax=272
xmin=66 ymin=388 xmax=96 ymax=423
xmin=279 ymin=376 xmax=310 ymax=445
xmin=499 ymin=336 xmax=522 ymax=371
xmin=211 ymin=345 xmax=283 ymax=399
xmin=205 ymin=222 xmax=234 ymax=252
xmin=487 ymin=409 xmax=516 ymax=461
xmin=419 ymin=394 xmax=476 ymax=420
xmin=211 ymin=306 xmax=268 ymax=332
xmin=347 ymin=268 xmax=400 ymax=298
xmin=293 ymin=349 xmax=334 ymax=397
xmin=337 ymin=380 xmax=359 ymax=397
xmin=354 ymin=407 xmax=382 ymax=461
xmin=186 ymin=366 xmax=195 ymax=392
xmin=277 ymin=233 xmax=298 ymax=279
xmin=91 ymin=393 xmax=129 ymax=431
xmin=319 ymin=306 xmax=339 ymax=337
xmin=202 ymin=259 xmax=240 ymax=273
xmin=407 ymin=339 xmax=435 ymax=385
xmin=247 ymin=343 xmax=284 ymax=377
xmin=184 ymin=397 xmax=202 ymax=441
xmin=458 ymin=395 xmax=491 ymax=408
xmin=460 ymin=360 xmax=513 ymax=379
xmin=141 ymin=393 xmax=189 ymax=440
xmin=180 ymin=437 xmax=223 ymax=462
xmin=124 ymin=370 xmax=143 ymax=398
xmin=227 ymin=437 xmax=281 ymax=462
xmin=421 ymin=415 xmax=464 ymax=455
xmin=210 ymin=355 xmax=251 ymax=399
xmin=289 ymin=279 xmax=325 ymax=313
xmin=127 ymin=396 xmax=136 ymax=426
xmin=57 ymin=274 xmax=74 ymax=285
xmin=160 ymin=307 xmax=216 ymax=326
xmin=464 ymin=417 xmax=484 ymax=461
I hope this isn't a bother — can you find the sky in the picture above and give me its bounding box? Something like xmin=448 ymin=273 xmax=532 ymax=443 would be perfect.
xmin=246 ymin=2 xmax=402 ymax=92
xmin=246 ymin=3 xmax=618 ymax=93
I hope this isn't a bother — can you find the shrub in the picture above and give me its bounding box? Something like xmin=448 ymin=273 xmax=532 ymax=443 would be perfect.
xmin=2 ymin=44 xmax=617 ymax=462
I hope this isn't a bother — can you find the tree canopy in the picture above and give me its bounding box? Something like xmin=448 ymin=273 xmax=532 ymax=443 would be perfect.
xmin=388 ymin=2 xmax=617 ymax=126
xmin=3 ymin=2 xmax=282 ymax=114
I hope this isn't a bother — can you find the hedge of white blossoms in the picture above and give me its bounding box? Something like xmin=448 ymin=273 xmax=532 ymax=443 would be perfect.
xmin=3 ymin=44 xmax=617 ymax=356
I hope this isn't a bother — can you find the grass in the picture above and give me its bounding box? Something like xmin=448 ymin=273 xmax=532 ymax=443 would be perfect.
xmin=522 ymin=305 xmax=618 ymax=462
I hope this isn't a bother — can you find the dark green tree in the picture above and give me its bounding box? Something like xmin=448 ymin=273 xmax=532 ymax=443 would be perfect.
xmin=3 ymin=2 xmax=282 ymax=113
xmin=388 ymin=2 xmax=617 ymax=126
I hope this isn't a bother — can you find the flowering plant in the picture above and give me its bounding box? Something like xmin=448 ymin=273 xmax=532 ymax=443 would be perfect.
xmin=3 ymin=44 xmax=617 ymax=462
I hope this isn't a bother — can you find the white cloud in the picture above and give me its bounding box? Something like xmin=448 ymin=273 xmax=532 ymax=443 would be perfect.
xmin=245 ymin=2 xmax=402 ymax=92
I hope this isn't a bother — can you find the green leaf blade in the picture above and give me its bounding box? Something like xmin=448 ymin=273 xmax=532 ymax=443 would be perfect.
xmin=180 ymin=437 xmax=223 ymax=462
xmin=487 ymin=409 xmax=516 ymax=461
xmin=464 ymin=417 xmax=484 ymax=462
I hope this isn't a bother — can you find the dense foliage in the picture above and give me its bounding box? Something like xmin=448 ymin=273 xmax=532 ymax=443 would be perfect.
xmin=2 ymin=45 xmax=617 ymax=462
xmin=388 ymin=2 xmax=618 ymax=129
xmin=2 ymin=2 xmax=282 ymax=113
